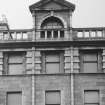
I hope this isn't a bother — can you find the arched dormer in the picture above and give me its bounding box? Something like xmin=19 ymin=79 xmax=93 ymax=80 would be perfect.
xmin=41 ymin=16 xmax=64 ymax=29
xmin=40 ymin=16 xmax=64 ymax=39
xmin=29 ymin=0 xmax=75 ymax=40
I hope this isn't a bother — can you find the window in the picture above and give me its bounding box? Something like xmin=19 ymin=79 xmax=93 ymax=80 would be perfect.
xmin=46 ymin=91 xmax=61 ymax=105
xmin=41 ymin=17 xmax=63 ymax=29
xmin=54 ymin=31 xmax=58 ymax=38
xmin=47 ymin=31 xmax=52 ymax=38
xmin=42 ymin=51 xmax=64 ymax=73
xmin=7 ymin=92 xmax=22 ymax=105
xmin=3 ymin=52 xmax=26 ymax=75
xmin=84 ymin=90 xmax=99 ymax=105
xmin=41 ymin=31 xmax=45 ymax=38
xmin=40 ymin=17 xmax=64 ymax=39
xmin=80 ymin=50 xmax=102 ymax=73
xmin=60 ymin=31 xmax=64 ymax=38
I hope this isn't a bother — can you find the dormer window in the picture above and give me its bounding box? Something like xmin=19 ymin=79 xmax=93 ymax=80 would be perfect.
xmin=40 ymin=17 xmax=64 ymax=39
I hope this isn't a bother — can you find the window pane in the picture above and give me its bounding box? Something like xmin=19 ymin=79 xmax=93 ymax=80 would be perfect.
xmin=41 ymin=31 xmax=45 ymax=38
xmin=85 ymin=104 xmax=98 ymax=105
xmin=4 ymin=32 xmax=9 ymax=40
xmin=91 ymin=32 xmax=96 ymax=37
xmin=7 ymin=92 xmax=22 ymax=105
xmin=0 ymin=32 xmax=3 ymax=40
xmin=47 ymin=31 xmax=52 ymax=38
xmin=11 ymin=33 xmax=16 ymax=39
xmin=46 ymin=91 xmax=60 ymax=104
xmin=84 ymin=63 xmax=97 ymax=73
xmin=9 ymin=55 xmax=23 ymax=63
xmin=9 ymin=64 xmax=24 ymax=74
xmin=23 ymin=33 xmax=28 ymax=39
xmin=17 ymin=33 xmax=22 ymax=40
xmin=3 ymin=52 xmax=25 ymax=75
xmin=60 ymin=31 xmax=64 ymax=38
xmin=84 ymin=32 xmax=89 ymax=37
xmin=46 ymin=63 xmax=59 ymax=73
xmin=77 ymin=32 xmax=83 ymax=37
xmin=54 ymin=31 xmax=58 ymax=38
xmin=97 ymin=31 xmax=102 ymax=37
xmin=84 ymin=54 xmax=97 ymax=61
xmin=85 ymin=91 xmax=99 ymax=103
xmin=46 ymin=55 xmax=59 ymax=62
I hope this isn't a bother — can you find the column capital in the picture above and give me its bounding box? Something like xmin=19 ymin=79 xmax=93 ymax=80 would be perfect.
xmin=69 ymin=10 xmax=72 ymax=16
xmin=32 ymin=11 xmax=36 ymax=17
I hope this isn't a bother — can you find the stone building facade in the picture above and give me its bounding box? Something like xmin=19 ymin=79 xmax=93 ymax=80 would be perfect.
xmin=0 ymin=0 xmax=105 ymax=105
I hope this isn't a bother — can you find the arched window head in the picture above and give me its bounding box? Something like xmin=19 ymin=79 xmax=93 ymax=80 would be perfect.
xmin=41 ymin=16 xmax=64 ymax=29
xmin=40 ymin=16 xmax=64 ymax=39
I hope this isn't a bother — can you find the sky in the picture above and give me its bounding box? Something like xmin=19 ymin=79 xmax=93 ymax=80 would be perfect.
xmin=0 ymin=0 xmax=105 ymax=29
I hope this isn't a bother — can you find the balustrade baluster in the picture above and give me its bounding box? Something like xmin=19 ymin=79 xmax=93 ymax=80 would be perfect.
xmin=51 ymin=30 xmax=54 ymax=39
xmin=95 ymin=31 xmax=98 ymax=37
xmin=89 ymin=31 xmax=91 ymax=38
xmin=21 ymin=32 xmax=23 ymax=40
xmin=58 ymin=30 xmax=60 ymax=39
xmin=83 ymin=31 xmax=85 ymax=38
xmin=102 ymin=30 xmax=105 ymax=37
xmin=45 ymin=31 xmax=47 ymax=40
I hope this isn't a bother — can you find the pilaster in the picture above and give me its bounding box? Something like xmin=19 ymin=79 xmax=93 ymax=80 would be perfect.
xmin=69 ymin=10 xmax=73 ymax=41
xmin=102 ymin=49 xmax=105 ymax=72
xmin=64 ymin=48 xmax=71 ymax=73
xmin=73 ymin=48 xmax=80 ymax=73
xmin=26 ymin=51 xmax=33 ymax=74
xmin=34 ymin=51 xmax=41 ymax=74
xmin=0 ymin=52 xmax=3 ymax=75
xmin=69 ymin=10 xmax=72 ymax=28
xmin=32 ymin=11 xmax=36 ymax=41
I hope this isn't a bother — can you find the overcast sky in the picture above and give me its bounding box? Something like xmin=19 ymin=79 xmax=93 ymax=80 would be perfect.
xmin=0 ymin=0 xmax=105 ymax=29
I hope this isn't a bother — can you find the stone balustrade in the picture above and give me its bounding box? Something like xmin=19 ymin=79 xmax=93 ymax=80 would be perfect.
xmin=0 ymin=27 xmax=105 ymax=42
xmin=73 ymin=27 xmax=105 ymax=40
xmin=0 ymin=29 xmax=33 ymax=41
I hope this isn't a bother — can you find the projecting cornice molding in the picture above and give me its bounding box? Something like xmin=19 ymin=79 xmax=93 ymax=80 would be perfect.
xmin=29 ymin=0 xmax=75 ymax=13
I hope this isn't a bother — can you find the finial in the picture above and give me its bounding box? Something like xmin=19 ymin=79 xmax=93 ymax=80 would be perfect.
xmin=2 ymin=14 xmax=8 ymax=23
